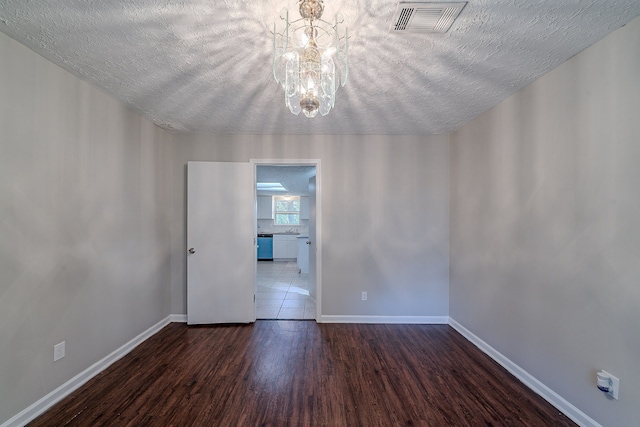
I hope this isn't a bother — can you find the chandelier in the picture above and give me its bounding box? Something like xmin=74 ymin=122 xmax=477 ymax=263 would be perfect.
xmin=272 ymin=0 xmax=349 ymax=118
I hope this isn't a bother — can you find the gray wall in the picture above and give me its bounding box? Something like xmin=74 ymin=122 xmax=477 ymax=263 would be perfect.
xmin=8 ymin=8 xmax=638 ymax=426
xmin=169 ymin=135 xmax=450 ymax=318
xmin=450 ymin=16 xmax=640 ymax=427
xmin=0 ymin=33 xmax=172 ymax=424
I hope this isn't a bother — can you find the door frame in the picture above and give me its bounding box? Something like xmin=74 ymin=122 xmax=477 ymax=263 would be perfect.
xmin=250 ymin=159 xmax=322 ymax=321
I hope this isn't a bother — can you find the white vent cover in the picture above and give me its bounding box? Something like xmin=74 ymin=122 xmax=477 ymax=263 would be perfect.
xmin=391 ymin=2 xmax=467 ymax=33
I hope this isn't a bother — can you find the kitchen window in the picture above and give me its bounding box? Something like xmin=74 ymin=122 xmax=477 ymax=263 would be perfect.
xmin=273 ymin=196 xmax=300 ymax=225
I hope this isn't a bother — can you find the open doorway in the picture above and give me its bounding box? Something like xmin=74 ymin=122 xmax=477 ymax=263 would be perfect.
xmin=251 ymin=160 xmax=321 ymax=321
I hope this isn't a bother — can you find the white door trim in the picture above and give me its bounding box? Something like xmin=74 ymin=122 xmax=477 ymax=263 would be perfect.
xmin=250 ymin=159 xmax=322 ymax=322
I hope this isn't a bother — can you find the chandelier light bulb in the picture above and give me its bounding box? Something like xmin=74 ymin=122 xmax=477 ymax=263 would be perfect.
xmin=272 ymin=0 xmax=349 ymax=118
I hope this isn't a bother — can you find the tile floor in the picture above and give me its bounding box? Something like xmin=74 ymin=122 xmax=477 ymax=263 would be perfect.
xmin=256 ymin=261 xmax=315 ymax=320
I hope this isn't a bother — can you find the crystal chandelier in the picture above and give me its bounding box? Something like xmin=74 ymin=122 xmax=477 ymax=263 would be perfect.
xmin=272 ymin=0 xmax=349 ymax=118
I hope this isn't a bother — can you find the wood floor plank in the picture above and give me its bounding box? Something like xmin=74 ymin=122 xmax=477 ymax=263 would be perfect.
xmin=28 ymin=321 xmax=576 ymax=427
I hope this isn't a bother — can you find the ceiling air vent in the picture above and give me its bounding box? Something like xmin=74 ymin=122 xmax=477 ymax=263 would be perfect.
xmin=391 ymin=2 xmax=466 ymax=33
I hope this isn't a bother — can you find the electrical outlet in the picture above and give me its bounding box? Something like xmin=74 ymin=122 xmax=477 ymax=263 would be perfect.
xmin=54 ymin=341 xmax=65 ymax=362
xmin=596 ymin=370 xmax=620 ymax=400
xmin=610 ymin=373 xmax=620 ymax=400
xmin=602 ymin=370 xmax=620 ymax=400
xmin=362 ymin=291 xmax=367 ymax=301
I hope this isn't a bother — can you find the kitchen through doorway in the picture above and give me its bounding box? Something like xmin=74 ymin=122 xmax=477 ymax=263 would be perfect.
xmin=252 ymin=160 xmax=321 ymax=320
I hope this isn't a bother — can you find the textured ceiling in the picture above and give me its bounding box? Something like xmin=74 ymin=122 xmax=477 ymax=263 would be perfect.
xmin=1 ymin=1 xmax=639 ymax=135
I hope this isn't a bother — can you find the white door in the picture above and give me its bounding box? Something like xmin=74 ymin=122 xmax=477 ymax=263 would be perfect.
xmin=308 ymin=176 xmax=317 ymax=301
xmin=187 ymin=161 xmax=255 ymax=325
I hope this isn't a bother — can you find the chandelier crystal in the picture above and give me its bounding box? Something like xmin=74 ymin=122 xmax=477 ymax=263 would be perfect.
xmin=272 ymin=0 xmax=349 ymax=118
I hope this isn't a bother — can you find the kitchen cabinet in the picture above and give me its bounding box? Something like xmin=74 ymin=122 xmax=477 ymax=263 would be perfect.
xmin=300 ymin=196 xmax=309 ymax=220
xmin=273 ymin=236 xmax=286 ymax=259
xmin=297 ymin=236 xmax=309 ymax=274
xmin=273 ymin=234 xmax=297 ymax=259
xmin=257 ymin=196 xmax=273 ymax=219
xmin=287 ymin=239 xmax=298 ymax=258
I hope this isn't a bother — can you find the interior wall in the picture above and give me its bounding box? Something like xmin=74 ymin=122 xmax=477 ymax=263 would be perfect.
xmin=450 ymin=16 xmax=640 ymax=427
xmin=169 ymin=134 xmax=450 ymax=319
xmin=0 ymin=32 xmax=172 ymax=424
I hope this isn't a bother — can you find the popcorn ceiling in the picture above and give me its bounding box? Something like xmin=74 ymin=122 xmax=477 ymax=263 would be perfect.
xmin=1 ymin=0 xmax=639 ymax=134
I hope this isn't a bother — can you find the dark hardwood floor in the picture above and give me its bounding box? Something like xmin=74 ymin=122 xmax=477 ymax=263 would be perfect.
xmin=29 ymin=321 xmax=576 ymax=426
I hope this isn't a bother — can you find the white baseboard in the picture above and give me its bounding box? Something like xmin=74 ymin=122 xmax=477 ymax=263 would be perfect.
xmin=448 ymin=318 xmax=600 ymax=427
xmin=169 ymin=313 xmax=187 ymax=323
xmin=320 ymin=315 xmax=449 ymax=324
xmin=1 ymin=315 xmax=174 ymax=427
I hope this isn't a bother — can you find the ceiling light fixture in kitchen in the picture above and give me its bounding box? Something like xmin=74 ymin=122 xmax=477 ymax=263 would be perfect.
xmin=257 ymin=182 xmax=288 ymax=192
xmin=272 ymin=0 xmax=349 ymax=118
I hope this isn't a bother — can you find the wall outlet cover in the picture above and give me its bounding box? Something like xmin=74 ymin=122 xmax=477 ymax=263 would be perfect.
xmin=602 ymin=370 xmax=620 ymax=400
xmin=54 ymin=341 xmax=65 ymax=362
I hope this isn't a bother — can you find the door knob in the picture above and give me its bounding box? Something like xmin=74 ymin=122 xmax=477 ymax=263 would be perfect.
xmin=306 ymin=241 xmax=311 ymax=245
xmin=188 ymin=248 xmax=196 ymax=254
